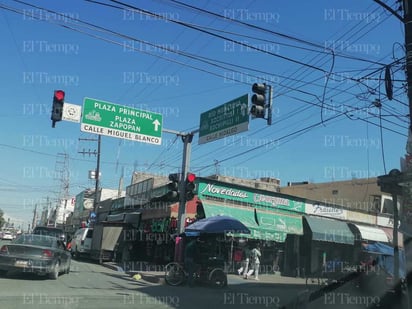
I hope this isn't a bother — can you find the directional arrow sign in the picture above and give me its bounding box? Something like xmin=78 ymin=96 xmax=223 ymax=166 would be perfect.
xmin=81 ymin=98 xmax=163 ymax=145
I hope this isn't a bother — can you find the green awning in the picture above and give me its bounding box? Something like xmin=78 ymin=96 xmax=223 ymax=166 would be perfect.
xmin=201 ymin=202 xmax=303 ymax=242
xmin=304 ymin=216 xmax=355 ymax=245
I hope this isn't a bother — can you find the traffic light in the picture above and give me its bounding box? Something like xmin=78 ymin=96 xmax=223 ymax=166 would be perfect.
xmin=51 ymin=90 xmax=65 ymax=128
xmin=250 ymin=83 xmax=273 ymax=125
xmin=167 ymin=173 xmax=180 ymax=201
xmin=377 ymin=169 xmax=403 ymax=196
xmin=185 ymin=173 xmax=196 ymax=200
xmin=250 ymin=83 xmax=267 ymax=118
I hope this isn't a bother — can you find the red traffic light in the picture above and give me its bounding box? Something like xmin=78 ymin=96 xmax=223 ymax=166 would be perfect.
xmin=54 ymin=90 xmax=65 ymax=101
xmin=186 ymin=173 xmax=196 ymax=182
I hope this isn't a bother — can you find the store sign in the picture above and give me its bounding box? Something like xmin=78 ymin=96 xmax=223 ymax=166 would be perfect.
xmin=149 ymin=218 xmax=171 ymax=233
xmin=347 ymin=210 xmax=375 ymax=225
xmin=198 ymin=182 xmax=305 ymax=212
xmin=142 ymin=217 xmax=179 ymax=234
xmin=376 ymin=215 xmax=398 ymax=228
xmin=247 ymin=229 xmax=287 ymax=242
xmin=306 ymin=203 xmax=347 ymax=220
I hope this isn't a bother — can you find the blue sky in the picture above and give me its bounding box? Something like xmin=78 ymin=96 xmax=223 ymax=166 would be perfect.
xmin=0 ymin=0 xmax=407 ymax=227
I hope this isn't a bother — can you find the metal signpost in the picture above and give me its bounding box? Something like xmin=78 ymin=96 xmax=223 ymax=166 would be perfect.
xmin=80 ymin=97 xmax=163 ymax=145
xmin=198 ymin=94 xmax=249 ymax=145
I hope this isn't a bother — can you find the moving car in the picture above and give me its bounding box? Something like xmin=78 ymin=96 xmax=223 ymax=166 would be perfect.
xmin=1 ymin=232 xmax=14 ymax=241
xmin=70 ymin=227 xmax=93 ymax=258
xmin=32 ymin=226 xmax=66 ymax=244
xmin=0 ymin=234 xmax=71 ymax=279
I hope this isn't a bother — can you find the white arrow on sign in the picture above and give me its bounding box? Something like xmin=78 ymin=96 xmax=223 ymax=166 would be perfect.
xmin=153 ymin=119 xmax=161 ymax=131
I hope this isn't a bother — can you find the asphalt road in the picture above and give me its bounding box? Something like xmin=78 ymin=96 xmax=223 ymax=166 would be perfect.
xmin=0 ymin=242 xmax=307 ymax=309
xmin=0 ymin=258 xmax=303 ymax=309
xmin=0 ymin=238 xmax=408 ymax=309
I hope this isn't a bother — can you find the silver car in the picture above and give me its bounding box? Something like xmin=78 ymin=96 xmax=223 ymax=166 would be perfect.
xmin=0 ymin=234 xmax=71 ymax=279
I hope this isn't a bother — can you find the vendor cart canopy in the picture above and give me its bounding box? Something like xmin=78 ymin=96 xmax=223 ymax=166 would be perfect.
xmin=185 ymin=215 xmax=251 ymax=234
xmin=363 ymin=242 xmax=406 ymax=278
xmin=363 ymin=242 xmax=398 ymax=256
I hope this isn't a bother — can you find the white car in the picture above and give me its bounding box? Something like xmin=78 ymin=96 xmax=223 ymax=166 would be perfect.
xmin=2 ymin=232 xmax=14 ymax=240
xmin=70 ymin=228 xmax=93 ymax=258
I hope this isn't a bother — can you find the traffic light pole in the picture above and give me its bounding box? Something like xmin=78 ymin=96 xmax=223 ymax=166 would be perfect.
xmin=177 ymin=133 xmax=193 ymax=234
xmin=267 ymin=85 xmax=273 ymax=126
xmin=162 ymin=128 xmax=198 ymax=234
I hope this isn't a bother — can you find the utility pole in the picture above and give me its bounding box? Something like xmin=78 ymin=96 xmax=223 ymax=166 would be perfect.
xmin=32 ymin=204 xmax=37 ymax=231
xmin=94 ymin=134 xmax=101 ymax=213
xmin=405 ymin=0 xmax=412 ymax=127
xmin=55 ymin=153 xmax=70 ymax=227
xmin=402 ymin=2 xmax=412 ymax=306
xmin=372 ymin=1 xmax=412 ymax=306
xmin=78 ymin=135 xmax=101 ymax=214
xmin=393 ymin=192 xmax=400 ymax=282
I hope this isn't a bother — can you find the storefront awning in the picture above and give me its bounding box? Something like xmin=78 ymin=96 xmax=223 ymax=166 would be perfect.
xmin=304 ymin=216 xmax=355 ymax=245
xmin=201 ymin=202 xmax=303 ymax=242
xmin=101 ymin=226 xmax=123 ymax=251
xmin=351 ymin=223 xmax=389 ymax=243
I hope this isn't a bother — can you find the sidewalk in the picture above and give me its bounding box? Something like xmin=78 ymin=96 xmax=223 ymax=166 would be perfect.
xmin=102 ymin=262 xmax=312 ymax=286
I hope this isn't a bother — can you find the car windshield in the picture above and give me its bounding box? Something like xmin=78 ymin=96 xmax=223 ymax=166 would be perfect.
xmin=33 ymin=228 xmax=63 ymax=237
xmin=13 ymin=235 xmax=56 ymax=248
xmin=0 ymin=2 xmax=410 ymax=309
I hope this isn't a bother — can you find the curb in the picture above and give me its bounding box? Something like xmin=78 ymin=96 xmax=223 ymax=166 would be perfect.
xmin=102 ymin=262 xmax=125 ymax=273
xmin=135 ymin=272 xmax=165 ymax=285
xmin=101 ymin=263 xmax=165 ymax=284
xmin=102 ymin=263 xmax=310 ymax=286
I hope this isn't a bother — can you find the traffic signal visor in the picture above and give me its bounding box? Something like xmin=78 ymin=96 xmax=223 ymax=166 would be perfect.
xmin=54 ymin=90 xmax=65 ymax=102
xmin=51 ymin=90 xmax=65 ymax=127
xmin=167 ymin=173 xmax=180 ymax=201
xmin=185 ymin=173 xmax=196 ymax=200
xmin=186 ymin=173 xmax=196 ymax=183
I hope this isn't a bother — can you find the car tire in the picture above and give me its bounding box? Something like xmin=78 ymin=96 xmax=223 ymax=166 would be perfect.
xmin=49 ymin=261 xmax=60 ymax=280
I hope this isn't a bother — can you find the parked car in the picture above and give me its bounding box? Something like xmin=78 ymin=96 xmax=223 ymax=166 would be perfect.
xmin=70 ymin=227 xmax=93 ymax=258
xmin=1 ymin=232 xmax=14 ymax=241
xmin=0 ymin=234 xmax=71 ymax=279
xmin=32 ymin=226 xmax=65 ymax=244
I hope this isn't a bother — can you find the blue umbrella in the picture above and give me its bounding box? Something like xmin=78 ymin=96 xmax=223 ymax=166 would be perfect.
xmin=185 ymin=215 xmax=251 ymax=234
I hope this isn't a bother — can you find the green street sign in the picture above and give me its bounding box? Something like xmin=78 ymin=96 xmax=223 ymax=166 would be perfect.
xmin=198 ymin=94 xmax=249 ymax=145
xmin=80 ymin=98 xmax=163 ymax=145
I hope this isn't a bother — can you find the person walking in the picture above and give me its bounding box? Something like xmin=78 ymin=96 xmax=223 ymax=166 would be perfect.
xmin=237 ymin=245 xmax=251 ymax=276
xmin=246 ymin=244 xmax=261 ymax=280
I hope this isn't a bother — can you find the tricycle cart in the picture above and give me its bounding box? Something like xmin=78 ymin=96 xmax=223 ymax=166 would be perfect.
xmin=164 ymin=215 xmax=250 ymax=288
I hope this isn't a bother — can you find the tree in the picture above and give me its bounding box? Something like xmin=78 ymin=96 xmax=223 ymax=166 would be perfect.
xmin=0 ymin=209 xmax=5 ymax=229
